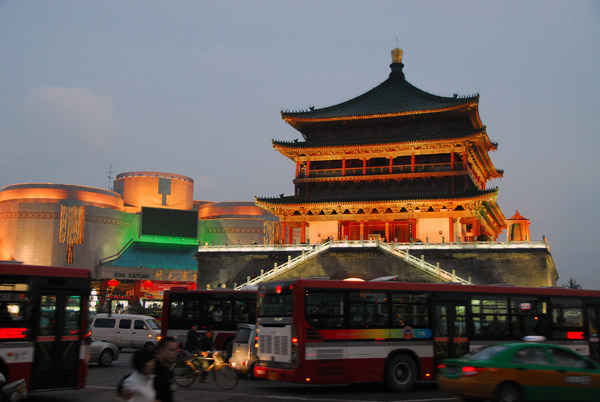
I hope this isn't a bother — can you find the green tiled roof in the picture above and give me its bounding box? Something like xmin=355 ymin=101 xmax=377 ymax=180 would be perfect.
xmin=102 ymin=242 xmax=197 ymax=270
xmin=281 ymin=63 xmax=478 ymax=121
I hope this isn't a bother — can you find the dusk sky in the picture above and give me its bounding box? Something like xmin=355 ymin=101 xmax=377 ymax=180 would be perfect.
xmin=1 ymin=1 xmax=599 ymax=288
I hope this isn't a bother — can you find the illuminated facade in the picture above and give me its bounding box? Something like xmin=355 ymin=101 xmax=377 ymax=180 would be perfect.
xmin=257 ymin=49 xmax=506 ymax=245
xmin=0 ymin=173 xmax=274 ymax=309
xmin=113 ymin=171 xmax=194 ymax=213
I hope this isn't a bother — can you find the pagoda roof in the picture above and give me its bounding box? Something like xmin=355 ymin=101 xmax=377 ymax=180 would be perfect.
xmin=256 ymin=188 xmax=498 ymax=206
xmin=508 ymin=210 xmax=528 ymax=221
xmin=281 ymin=53 xmax=479 ymax=130
xmin=272 ymin=128 xmax=488 ymax=150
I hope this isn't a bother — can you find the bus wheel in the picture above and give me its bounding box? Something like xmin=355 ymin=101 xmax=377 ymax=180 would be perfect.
xmin=385 ymin=354 xmax=417 ymax=392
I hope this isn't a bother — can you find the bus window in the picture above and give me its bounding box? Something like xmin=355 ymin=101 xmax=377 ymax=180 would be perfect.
xmin=588 ymin=307 xmax=598 ymax=338
xmin=258 ymin=286 xmax=293 ymax=317
xmin=551 ymin=298 xmax=583 ymax=339
xmin=234 ymin=300 xmax=254 ymax=323
xmin=390 ymin=293 xmax=429 ymax=328
xmin=63 ymin=295 xmax=81 ymax=335
xmin=0 ymin=282 xmax=29 ymax=325
xmin=510 ymin=297 xmax=547 ymax=338
xmin=39 ymin=295 xmax=57 ymax=336
xmin=349 ymin=291 xmax=386 ymax=328
xmin=471 ymin=297 xmax=508 ymax=337
xmin=305 ymin=291 xmax=344 ymax=329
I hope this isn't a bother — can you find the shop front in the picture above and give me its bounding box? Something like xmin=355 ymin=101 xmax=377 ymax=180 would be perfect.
xmin=95 ymin=266 xmax=197 ymax=316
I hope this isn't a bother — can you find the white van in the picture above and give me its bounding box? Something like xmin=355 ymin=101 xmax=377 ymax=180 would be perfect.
xmin=91 ymin=313 xmax=161 ymax=350
xmin=229 ymin=324 xmax=257 ymax=377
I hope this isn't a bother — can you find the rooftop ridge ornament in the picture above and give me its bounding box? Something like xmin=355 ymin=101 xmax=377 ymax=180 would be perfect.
xmin=389 ymin=47 xmax=405 ymax=80
xmin=391 ymin=48 xmax=403 ymax=64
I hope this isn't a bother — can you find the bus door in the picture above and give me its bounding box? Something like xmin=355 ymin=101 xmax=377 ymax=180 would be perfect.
xmin=31 ymin=291 xmax=83 ymax=390
xmin=586 ymin=305 xmax=599 ymax=362
xmin=432 ymin=301 xmax=468 ymax=369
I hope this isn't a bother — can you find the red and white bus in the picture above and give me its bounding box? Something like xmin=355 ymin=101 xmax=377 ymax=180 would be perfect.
xmin=161 ymin=288 xmax=256 ymax=356
xmin=254 ymin=279 xmax=600 ymax=391
xmin=0 ymin=263 xmax=91 ymax=392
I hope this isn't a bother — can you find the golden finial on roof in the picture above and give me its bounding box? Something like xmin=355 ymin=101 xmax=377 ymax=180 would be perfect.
xmin=391 ymin=48 xmax=403 ymax=64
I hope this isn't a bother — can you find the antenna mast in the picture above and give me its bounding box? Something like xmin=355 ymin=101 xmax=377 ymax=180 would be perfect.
xmin=106 ymin=160 xmax=114 ymax=190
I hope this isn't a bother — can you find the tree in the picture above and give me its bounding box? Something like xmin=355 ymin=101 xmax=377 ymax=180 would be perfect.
xmin=563 ymin=277 xmax=582 ymax=289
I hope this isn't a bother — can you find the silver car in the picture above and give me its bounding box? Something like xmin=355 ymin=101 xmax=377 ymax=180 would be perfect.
xmin=89 ymin=339 xmax=119 ymax=367
xmin=229 ymin=324 xmax=257 ymax=377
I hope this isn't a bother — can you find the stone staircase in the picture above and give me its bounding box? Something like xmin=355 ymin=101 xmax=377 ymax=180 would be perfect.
xmin=233 ymin=239 xmax=470 ymax=289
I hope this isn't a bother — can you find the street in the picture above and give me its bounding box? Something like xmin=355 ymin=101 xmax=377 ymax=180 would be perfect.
xmin=24 ymin=350 xmax=458 ymax=402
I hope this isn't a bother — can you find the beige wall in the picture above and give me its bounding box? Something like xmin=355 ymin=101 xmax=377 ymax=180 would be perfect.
xmin=113 ymin=172 xmax=194 ymax=212
xmin=417 ymin=218 xmax=450 ymax=242
xmin=307 ymin=221 xmax=338 ymax=243
xmin=0 ymin=201 xmax=137 ymax=276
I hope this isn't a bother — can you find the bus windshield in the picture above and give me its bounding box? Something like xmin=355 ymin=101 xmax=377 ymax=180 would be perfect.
xmin=258 ymin=285 xmax=293 ymax=317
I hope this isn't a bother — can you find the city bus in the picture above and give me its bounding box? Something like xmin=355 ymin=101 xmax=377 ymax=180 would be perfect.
xmin=161 ymin=288 xmax=257 ymax=357
xmin=254 ymin=279 xmax=600 ymax=391
xmin=0 ymin=262 xmax=91 ymax=392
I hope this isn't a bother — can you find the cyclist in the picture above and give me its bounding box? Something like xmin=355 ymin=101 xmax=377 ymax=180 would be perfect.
xmin=183 ymin=324 xmax=199 ymax=354
xmin=197 ymin=329 xmax=215 ymax=381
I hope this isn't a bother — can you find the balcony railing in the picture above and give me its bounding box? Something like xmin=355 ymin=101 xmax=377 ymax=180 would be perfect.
xmin=298 ymin=162 xmax=465 ymax=179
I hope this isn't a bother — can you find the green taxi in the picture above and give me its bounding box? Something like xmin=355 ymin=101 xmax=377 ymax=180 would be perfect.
xmin=438 ymin=340 xmax=600 ymax=402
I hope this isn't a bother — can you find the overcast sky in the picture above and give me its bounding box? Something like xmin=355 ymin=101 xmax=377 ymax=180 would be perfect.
xmin=1 ymin=1 xmax=599 ymax=289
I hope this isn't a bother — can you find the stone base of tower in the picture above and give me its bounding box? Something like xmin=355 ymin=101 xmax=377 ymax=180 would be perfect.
xmin=195 ymin=242 xmax=557 ymax=289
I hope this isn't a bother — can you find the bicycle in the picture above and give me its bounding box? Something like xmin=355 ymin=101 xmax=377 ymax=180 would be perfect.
xmin=172 ymin=351 xmax=239 ymax=390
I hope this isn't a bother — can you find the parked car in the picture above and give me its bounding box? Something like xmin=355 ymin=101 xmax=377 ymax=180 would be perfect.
xmin=229 ymin=324 xmax=257 ymax=377
xmin=438 ymin=338 xmax=600 ymax=402
xmin=89 ymin=339 xmax=120 ymax=367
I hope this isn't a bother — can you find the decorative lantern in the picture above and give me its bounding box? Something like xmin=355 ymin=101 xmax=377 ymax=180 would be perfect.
xmin=141 ymin=280 xmax=154 ymax=289
xmin=107 ymin=279 xmax=120 ymax=287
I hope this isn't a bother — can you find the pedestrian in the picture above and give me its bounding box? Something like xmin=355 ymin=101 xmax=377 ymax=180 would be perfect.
xmin=154 ymin=336 xmax=178 ymax=402
xmin=121 ymin=348 xmax=158 ymax=402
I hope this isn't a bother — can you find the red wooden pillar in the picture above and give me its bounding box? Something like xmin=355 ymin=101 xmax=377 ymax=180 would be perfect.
xmin=385 ymin=221 xmax=390 ymax=242
xmin=449 ymin=218 xmax=455 ymax=242
xmin=389 ymin=157 xmax=393 ymax=174
xmin=281 ymin=222 xmax=287 ymax=244
xmin=462 ymin=150 xmax=467 ymax=169
xmin=450 ymin=152 xmax=455 ymax=170
xmin=133 ymin=280 xmax=141 ymax=305
xmin=342 ymin=158 xmax=346 ymax=176
xmin=295 ymin=160 xmax=300 ymax=178
xmin=288 ymin=225 xmax=294 ymax=244
xmin=100 ymin=279 xmax=108 ymax=305
xmin=301 ymin=221 xmax=306 ymax=243
xmin=306 ymin=160 xmax=311 ymax=177
xmin=362 ymin=158 xmax=366 ymax=175
xmin=360 ymin=221 xmax=364 ymax=240
xmin=411 ymin=153 xmax=415 ymax=172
